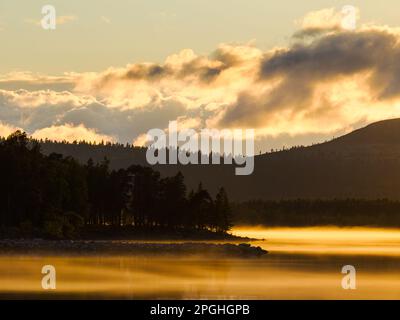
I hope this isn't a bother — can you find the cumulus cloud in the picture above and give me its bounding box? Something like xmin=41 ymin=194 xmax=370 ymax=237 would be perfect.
xmin=0 ymin=87 xmax=190 ymax=143
xmin=0 ymin=89 xmax=96 ymax=108
xmin=216 ymin=24 xmax=400 ymax=137
xmin=3 ymin=7 xmax=400 ymax=151
xmin=74 ymin=44 xmax=262 ymax=111
xmin=293 ymin=7 xmax=360 ymax=38
xmin=0 ymin=72 xmax=76 ymax=91
xmin=32 ymin=123 xmax=115 ymax=143
xmin=132 ymin=133 xmax=149 ymax=147
xmin=0 ymin=121 xmax=21 ymax=138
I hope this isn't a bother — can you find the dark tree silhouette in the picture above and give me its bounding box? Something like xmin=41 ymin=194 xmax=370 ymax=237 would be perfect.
xmin=213 ymin=188 xmax=233 ymax=232
xmin=0 ymin=131 xmax=234 ymax=238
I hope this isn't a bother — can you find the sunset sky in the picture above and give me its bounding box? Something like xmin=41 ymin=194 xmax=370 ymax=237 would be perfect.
xmin=1 ymin=0 xmax=400 ymax=151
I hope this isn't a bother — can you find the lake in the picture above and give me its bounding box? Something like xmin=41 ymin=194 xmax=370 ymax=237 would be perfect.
xmin=0 ymin=227 xmax=400 ymax=299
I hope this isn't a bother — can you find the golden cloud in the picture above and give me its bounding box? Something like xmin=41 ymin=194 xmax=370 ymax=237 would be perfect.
xmin=2 ymin=9 xmax=400 ymax=150
xmin=0 ymin=122 xmax=22 ymax=138
xmin=32 ymin=123 xmax=115 ymax=143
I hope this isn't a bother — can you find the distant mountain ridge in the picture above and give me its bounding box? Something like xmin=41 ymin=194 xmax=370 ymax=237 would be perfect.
xmin=40 ymin=118 xmax=400 ymax=201
xmin=327 ymin=118 xmax=400 ymax=146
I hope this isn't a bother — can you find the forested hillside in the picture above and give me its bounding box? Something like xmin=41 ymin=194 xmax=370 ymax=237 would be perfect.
xmin=0 ymin=132 xmax=232 ymax=239
xmin=39 ymin=118 xmax=400 ymax=201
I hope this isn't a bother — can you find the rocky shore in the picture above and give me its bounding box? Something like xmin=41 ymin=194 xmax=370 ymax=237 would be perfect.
xmin=0 ymin=240 xmax=267 ymax=257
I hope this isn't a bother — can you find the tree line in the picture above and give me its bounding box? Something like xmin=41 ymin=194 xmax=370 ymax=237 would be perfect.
xmin=233 ymin=199 xmax=400 ymax=227
xmin=0 ymin=131 xmax=232 ymax=239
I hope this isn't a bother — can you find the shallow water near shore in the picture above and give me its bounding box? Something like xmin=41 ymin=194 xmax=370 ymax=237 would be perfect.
xmin=1 ymin=227 xmax=400 ymax=299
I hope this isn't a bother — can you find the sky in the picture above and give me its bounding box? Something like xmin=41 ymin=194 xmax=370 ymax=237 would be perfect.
xmin=1 ymin=1 xmax=400 ymax=151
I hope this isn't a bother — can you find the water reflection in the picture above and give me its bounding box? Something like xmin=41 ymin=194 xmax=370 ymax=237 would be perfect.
xmin=0 ymin=227 xmax=399 ymax=299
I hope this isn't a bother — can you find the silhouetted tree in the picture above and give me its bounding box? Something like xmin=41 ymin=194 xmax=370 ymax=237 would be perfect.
xmin=0 ymin=131 xmax=235 ymax=238
xmin=213 ymin=187 xmax=233 ymax=232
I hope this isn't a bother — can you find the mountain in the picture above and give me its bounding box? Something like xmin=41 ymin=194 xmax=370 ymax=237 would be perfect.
xmin=40 ymin=118 xmax=400 ymax=201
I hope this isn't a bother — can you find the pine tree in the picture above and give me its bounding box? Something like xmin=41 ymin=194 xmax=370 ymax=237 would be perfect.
xmin=214 ymin=187 xmax=233 ymax=232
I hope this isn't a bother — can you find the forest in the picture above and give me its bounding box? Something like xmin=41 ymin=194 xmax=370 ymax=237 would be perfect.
xmin=38 ymin=119 xmax=400 ymax=203
xmin=3 ymin=130 xmax=400 ymax=237
xmin=233 ymin=199 xmax=400 ymax=227
xmin=0 ymin=131 xmax=233 ymax=239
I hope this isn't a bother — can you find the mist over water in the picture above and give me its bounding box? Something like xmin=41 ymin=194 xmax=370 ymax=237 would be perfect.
xmin=1 ymin=227 xmax=400 ymax=299
xmin=233 ymin=227 xmax=400 ymax=256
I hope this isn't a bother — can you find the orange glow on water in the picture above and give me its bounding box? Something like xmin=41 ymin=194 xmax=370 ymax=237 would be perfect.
xmin=232 ymin=227 xmax=400 ymax=256
xmin=1 ymin=227 xmax=400 ymax=299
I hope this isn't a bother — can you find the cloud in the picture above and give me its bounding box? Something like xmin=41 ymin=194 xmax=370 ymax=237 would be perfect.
xmin=0 ymin=88 xmax=190 ymax=144
xmin=132 ymin=133 xmax=149 ymax=147
xmin=0 ymin=89 xmax=96 ymax=108
xmin=73 ymin=44 xmax=261 ymax=114
xmin=217 ymin=26 xmax=400 ymax=136
xmin=0 ymin=89 xmax=102 ymax=134
xmin=32 ymin=123 xmax=115 ymax=143
xmin=0 ymin=121 xmax=21 ymax=138
xmin=0 ymin=72 xmax=76 ymax=91
xmin=79 ymin=45 xmax=254 ymax=87
xmin=293 ymin=7 xmax=360 ymax=39
xmin=3 ymin=8 xmax=400 ymax=151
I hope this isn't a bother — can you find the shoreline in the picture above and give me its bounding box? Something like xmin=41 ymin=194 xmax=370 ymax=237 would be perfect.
xmin=0 ymin=240 xmax=267 ymax=258
xmin=0 ymin=226 xmax=255 ymax=242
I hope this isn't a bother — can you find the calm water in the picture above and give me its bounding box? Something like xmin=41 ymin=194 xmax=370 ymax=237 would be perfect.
xmin=1 ymin=227 xmax=400 ymax=299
